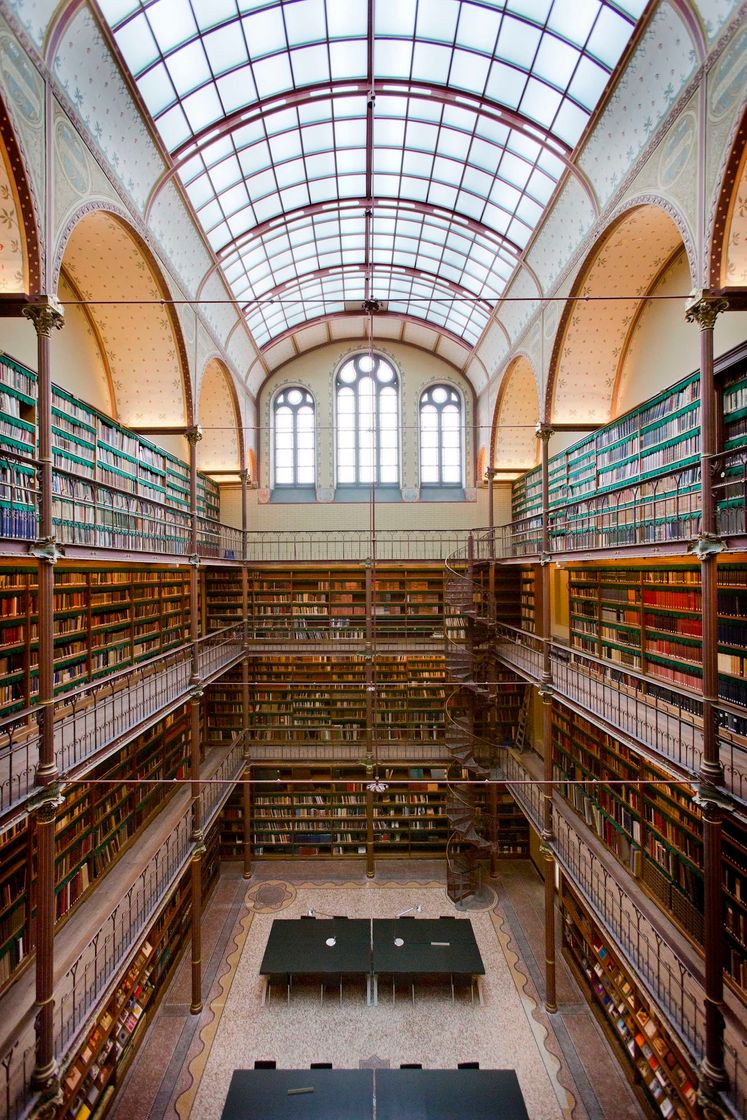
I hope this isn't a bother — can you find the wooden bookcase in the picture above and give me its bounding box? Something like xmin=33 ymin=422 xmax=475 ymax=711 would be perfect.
xmin=247 ymin=564 xmax=444 ymax=640
xmin=238 ymin=764 xmax=450 ymax=860
xmin=485 ymin=784 xmax=530 ymax=857
xmin=203 ymin=568 xmax=244 ymax=633
xmin=0 ymin=563 xmax=191 ymax=717
xmin=561 ymin=882 xmax=699 ymax=1119
xmin=0 ymin=707 xmax=189 ymax=994
xmin=519 ymin=568 xmax=536 ymax=633
xmin=552 ymin=704 xmax=747 ymax=996
xmin=203 ymin=682 xmax=244 ymax=746
xmin=0 ymin=351 xmax=220 ymax=547
xmin=58 ymin=865 xmax=194 ymax=1120
xmin=566 ymin=562 xmax=747 ymax=705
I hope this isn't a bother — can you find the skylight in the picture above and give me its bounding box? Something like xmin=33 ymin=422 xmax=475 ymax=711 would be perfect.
xmin=101 ymin=0 xmax=646 ymax=350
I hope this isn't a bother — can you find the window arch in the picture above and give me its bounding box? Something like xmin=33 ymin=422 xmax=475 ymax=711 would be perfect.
xmin=420 ymin=384 xmax=463 ymax=486
xmin=273 ymin=386 xmax=315 ymax=487
xmin=336 ymin=353 xmax=399 ymax=486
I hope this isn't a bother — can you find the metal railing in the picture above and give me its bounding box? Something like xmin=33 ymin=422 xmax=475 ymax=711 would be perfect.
xmin=0 ymin=624 xmax=244 ymax=822
xmin=244 ymin=528 xmax=469 ymax=563
xmin=492 ymin=620 xmax=747 ymax=800
xmin=0 ymin=738 xmax=245 ymax=1120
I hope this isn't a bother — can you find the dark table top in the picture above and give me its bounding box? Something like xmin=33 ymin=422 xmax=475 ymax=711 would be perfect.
xmin=372 ymin=918 xmax=485 ymax=976
xmin=259 ymin=918 xmax=372 ymax=975
xmin=220 ymin=1069 xmax=374 ymax=1120
xmin=374 ymin=1069 xmax=529 ymax=1120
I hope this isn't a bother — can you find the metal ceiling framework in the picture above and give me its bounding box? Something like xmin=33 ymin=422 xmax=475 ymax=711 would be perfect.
xmin=101 ymin=0 xmax=646 ymax=356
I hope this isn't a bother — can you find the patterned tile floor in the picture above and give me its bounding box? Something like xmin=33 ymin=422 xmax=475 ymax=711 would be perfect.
xmin=111 ymin=860 xmax=645 ymax=1120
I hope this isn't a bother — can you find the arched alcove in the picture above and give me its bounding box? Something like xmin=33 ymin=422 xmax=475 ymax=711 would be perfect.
xmin=56 ymin=209 xmax=191 ymax=436
xmin=547 ymin=204 xmax=690 ymax=425
xmin=197 ymin=358 xmax=243 ymax=474
xmin=491 ymin=356 xmax=540 ymax=474
xmin=0 ymin=107 xmax=40 ymax=293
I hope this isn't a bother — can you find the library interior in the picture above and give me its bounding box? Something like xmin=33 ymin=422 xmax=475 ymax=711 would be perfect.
xmin=0 ymin=0 xmax=746 ymax=1118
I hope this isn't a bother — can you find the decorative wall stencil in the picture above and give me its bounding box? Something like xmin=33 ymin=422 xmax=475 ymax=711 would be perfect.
xmin=578 ymin=5 xmax=697 ymax=209
xmin=498 ymin=267 xmax=543 ymax=347
xmin=61 ymin=211 xmax=188 ymax=427
xmin=659 ymin=112 xmax=697 ymax=189
xmin=0 ymin=24 xmax=45 ymax=204
xmin=198 ymin=268 xmax=242 ymax=348
xmin=477 ymin=321 xmax=509 ymax=381
xmin=52 ymin=7 xmax=164 ymax=211
xmin=526 ymin=177 xmax=596 ymax=294
xmin=0 ymin=148 xmax=24 ymax=291
xmin=723 ymin=149 xmax=747 ymax=285
xmin=54 ymin=117 xmax=91 ymax=196
xmin=148 ymin=180 xmax=212 ymax=296
xmin=694 ymin=0 xmax=742 ymax=44
xmin=492 ymin=357 xmax=540 ymax=472
xmin=549 ymin=205 xmax=684 ymax=424
xmin=198 ymin=358 xmax=242 ymax=473
xmin=3 ymin=0 xmax=59 ymax=50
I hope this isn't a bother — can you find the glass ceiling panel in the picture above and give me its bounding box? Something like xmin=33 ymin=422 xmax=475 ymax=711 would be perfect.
xmin=100 ymin=0 xmax=644 ymax=350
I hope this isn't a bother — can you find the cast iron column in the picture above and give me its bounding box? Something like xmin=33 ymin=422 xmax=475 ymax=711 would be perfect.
xmin=685 ymin=292 xmax=730 ymax=1100
xmin=537 ymin=421 xmax=557 ymax=1013
xmin=23 ymin=297 xmax=65 ymax=1103
xmin=187 ymin=426 xmax=204 ymax=1015
xmin=240 ymin=469 xmax=252 ymax=878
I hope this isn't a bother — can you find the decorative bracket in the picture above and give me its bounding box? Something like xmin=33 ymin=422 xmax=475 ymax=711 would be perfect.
xmin=29 ymin=537 xmax=64 ymax=564
xmin=28 ymin=782 xmax=66 ymax=822
xmin=188 ymin=553 xmax=201 ymax=567
xmin=190 ymin=685 xmax=204 ymax=701
xmin=693 ymin=782 xmax=733 ymax=815
xmin=688 ymin=533 xmax=727 ymax=561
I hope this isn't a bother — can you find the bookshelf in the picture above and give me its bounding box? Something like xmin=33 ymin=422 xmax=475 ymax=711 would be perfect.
xmin=561 ymin=882 xmax=699 ymax=1119
xmin=566 ymin=562 xmax=747 ymax=705
xmin=240 ymin=764 xmax=450 ymax=860
xmin=485 ymin=784 xmax=530 ymax=857
xmin=551 ymin=705 xmax=704 ymax=942
xmin=247 ymin=653 xmax=447 ymax=748
xmin=0 ymin=352 xmax=221 ymax=549
xmin=722 ymin=817 xmax=747 ymax=995
xmin=203 ymin=682 xmax=244 ymax=746
xmin=203 ymin=569 xmax=244 ymax=632
xmin=519 ymin=568 xmax=536 ymax=633
xmin=0 ymin=563 xmax=191 ymax=717
xmin=511 ymin=371 xmax=702 ymax=525
xmin=58 ymin=867 xmax=194 ymax=1120
xmin=0 ymin=708 xmax=189 ymax=994
xmin=247 ymin=564 xmax=444 ymax=639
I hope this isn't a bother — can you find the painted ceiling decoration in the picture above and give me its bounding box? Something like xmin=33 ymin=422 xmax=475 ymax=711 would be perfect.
xmin=0 ymin=143 xmax=25 ymax=292
xmin=101 ymin=0 xmax=646 ymax=362
xmin=198 ymin=356 xmax=243 ymax=470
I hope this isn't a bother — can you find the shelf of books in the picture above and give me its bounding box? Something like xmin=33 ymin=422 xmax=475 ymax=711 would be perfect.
xmin=484 ymin=784 xmax=530 ymax=856
xmin=519 ymin=568 xmax=536 ymax=633
xmin=0 ymin=563 xmax=191 ymax=717
xmin=203 ymin=568 xmax=244 ymax=632
xmin=247 ymin=564 xmax=444 ymax=640
xmin=59 ymin=866 xmax=193 ymax=1120
xmin=203 ymin=682 xmax=244 ymax=746
xmin=0 ymin=351 xmax=221 ymax=550
xmin=219 ymin=782 xmax=245 ymax=860
xmin=561 ymin=881 xmax=699 ymax=1119
xmin=244 ymin=764 xmax=450 ymax=859
xmin=247 ymin=652 xmax=447 ymax=749
xmin=372 ymin=766 xmax=449 ymax=856
xmin=722 ymin=818 xmax=747 ymax=993
xmin=0 ymin=707 xmax=189 ymax=995
xmin=566 ymin=562 xmax=747 ymax=707
xmin=469 ymin=564 xmax=522 ymax=628
xmin=551 ymin=705 xmax=706 ymax=946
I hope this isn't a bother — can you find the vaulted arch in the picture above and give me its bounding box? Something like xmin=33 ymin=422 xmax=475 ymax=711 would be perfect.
xmin=490 ymin=355 xmax=540 ymax=474
xmin=197 ymin=357 xmax=244 ymax=474
xmin=0 ymin=98 xmax=41 ymax=293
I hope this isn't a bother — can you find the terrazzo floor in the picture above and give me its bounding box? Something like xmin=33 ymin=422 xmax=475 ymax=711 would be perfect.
xmin=111 ymin=860 xmax=645 ymax=1120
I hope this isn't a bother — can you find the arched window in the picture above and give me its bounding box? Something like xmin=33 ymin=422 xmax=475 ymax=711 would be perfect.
xmin=336 ymin=353 xmax=399 ymax=485
xmin=273 ymin=387 xmax=315 ymax=487
xmin=420 ymin=384 xmax=462 ymax=486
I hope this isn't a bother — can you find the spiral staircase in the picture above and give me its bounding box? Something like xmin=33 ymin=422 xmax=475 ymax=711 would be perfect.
xmin=443 ymin=536 xmax=528 ymax=904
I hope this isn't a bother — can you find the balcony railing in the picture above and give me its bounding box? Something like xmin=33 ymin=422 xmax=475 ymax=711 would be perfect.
xmin=493 ymin=621 xmax=747 ymax=801
xmin=0 ymin=738 xmax=245 ymax=1120
xmin=499 ymin=749 xmax=746 ymax=1120
xmin=244 ymin=528 xmax=469 ymax=563
xmin=0 ymin=624 xmax=244 ymax=823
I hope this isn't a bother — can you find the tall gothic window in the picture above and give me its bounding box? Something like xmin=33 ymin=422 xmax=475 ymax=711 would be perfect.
xmin=336 ymin=353 xmax=399 ymax=485
xmin=420 ymin=384 xmax=462 ymax=485
xmin=273 ymin=386 xmax=315 ymax=487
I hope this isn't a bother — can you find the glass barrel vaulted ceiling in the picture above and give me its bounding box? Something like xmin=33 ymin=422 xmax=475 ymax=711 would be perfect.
xmin=100 ymin=0 xmax=646 ymax=352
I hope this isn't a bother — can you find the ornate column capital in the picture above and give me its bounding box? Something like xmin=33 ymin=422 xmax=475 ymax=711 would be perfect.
xmin=535 ymin=422 xmax=554 ymax=442
xmin=186 ymin=424 xmax=203 ymax=445
xmin=28 ymin=782 xmax=65 ymax=824
xmin=684 ymin=291 xmax=729 ymax=331
xmin=484 ymin=466 xmax=497 ymax=482
xmin=22 ymin=295 xmax=64 ymax=337
xmin=693 ymin=782 xmax=733 ymax=821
